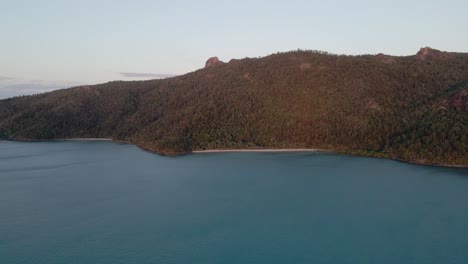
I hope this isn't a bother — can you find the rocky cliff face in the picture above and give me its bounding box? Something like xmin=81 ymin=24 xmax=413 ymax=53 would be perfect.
xmin=205 ymin=57 xmax=225 ymax=68
xmin=416 ymin=47 xmax=451 ymax=61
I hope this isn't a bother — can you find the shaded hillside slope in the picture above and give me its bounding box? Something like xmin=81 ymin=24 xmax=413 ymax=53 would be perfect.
xmin=0 ymin=48 xmax=467 ymax=166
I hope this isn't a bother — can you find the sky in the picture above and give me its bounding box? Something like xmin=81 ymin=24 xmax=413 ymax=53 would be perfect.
xmin=1 ymin=0 xmax=467 ymax=99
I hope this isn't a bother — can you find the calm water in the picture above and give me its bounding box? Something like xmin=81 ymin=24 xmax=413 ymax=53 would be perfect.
xmin=1 ymin=140 xmax=467 ymax=264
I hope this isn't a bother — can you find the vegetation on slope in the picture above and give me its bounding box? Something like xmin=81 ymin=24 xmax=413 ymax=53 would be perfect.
xmin=0 ymin=47 xmax=467 ymax=166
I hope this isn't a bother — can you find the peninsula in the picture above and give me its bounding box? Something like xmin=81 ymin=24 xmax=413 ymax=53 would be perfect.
xmin=0 ymin=48 xmax=467 ymax=166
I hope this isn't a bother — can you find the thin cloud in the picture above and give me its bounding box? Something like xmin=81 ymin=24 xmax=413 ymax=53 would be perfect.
xmin=0 ymin=81 xmax=82 ymax=99
xmin=119 ymin=72 xmax=176 ymax=79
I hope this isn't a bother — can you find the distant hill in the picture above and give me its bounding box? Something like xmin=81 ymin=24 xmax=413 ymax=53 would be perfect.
xmin=0 ymin=47 xmax=467 ymax=166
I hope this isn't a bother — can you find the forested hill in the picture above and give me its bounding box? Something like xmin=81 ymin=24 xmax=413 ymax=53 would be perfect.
xmin=0 ymin=47 xmax=467 ymax=166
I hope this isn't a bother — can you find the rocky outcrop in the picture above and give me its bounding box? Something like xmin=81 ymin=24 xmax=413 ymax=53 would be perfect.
xmin=416 ymin=47 xmax=451 ymax=61
xmin=205 ymin=57 xmax=225 ymax=68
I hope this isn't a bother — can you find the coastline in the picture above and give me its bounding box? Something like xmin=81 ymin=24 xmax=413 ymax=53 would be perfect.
xmin=56 ymin=138 xmax=113 ymax=141
xmin=191 ymin=148 xmax=467 ymax=168
xmin=393 ymin=158 xmax=468 ymax=169
xmin=1 ymin=138 xmax=466 ymax=168
xmin=192 ymin=148 xmax=326 ymax=153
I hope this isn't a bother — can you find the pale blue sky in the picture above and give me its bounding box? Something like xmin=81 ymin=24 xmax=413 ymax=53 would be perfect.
xmin=1 ymin=0 xmax=467 ymax=98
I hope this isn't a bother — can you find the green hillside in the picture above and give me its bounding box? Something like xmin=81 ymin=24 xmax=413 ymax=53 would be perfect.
xmin=0 ymin=47 xmax=467 ymax=166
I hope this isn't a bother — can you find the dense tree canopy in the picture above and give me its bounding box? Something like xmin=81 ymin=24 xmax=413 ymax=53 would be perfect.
xmin=0 ymin=48 xmax=467 ymax=166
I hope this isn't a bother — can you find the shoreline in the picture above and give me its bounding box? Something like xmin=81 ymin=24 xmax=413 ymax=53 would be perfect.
xmin=1 ymin=138 xmax=466 ymax=168
xmin=56 ymin=138 xmax=113 ymax=141
xmin=192 ymin=148 xmax=326 ymax=153
xmin=192 ymin=148 xmax=467 ymax=168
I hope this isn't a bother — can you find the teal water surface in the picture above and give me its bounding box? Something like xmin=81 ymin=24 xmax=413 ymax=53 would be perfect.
xmin=0 ymin=140 xmax=467 ymax=264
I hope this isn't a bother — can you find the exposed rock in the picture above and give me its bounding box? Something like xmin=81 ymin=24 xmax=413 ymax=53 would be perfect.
xmin=440 ymin=89 xmax=468 ymax=112
xmin=205 ymin=57 xmax=225 ymax=68
xmin=416 ymin=47 xmax=451 ymax=61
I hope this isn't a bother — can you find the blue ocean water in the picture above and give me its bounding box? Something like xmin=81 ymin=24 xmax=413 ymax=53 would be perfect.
xmin=0 ymin=140 xmax=467 ymax=264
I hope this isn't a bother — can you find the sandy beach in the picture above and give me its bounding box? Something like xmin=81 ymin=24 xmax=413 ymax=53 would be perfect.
xmin=58 ymin=138 xmax=113 ymax=141
xmin=192 ymin=148 xmax=324 ymax=153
